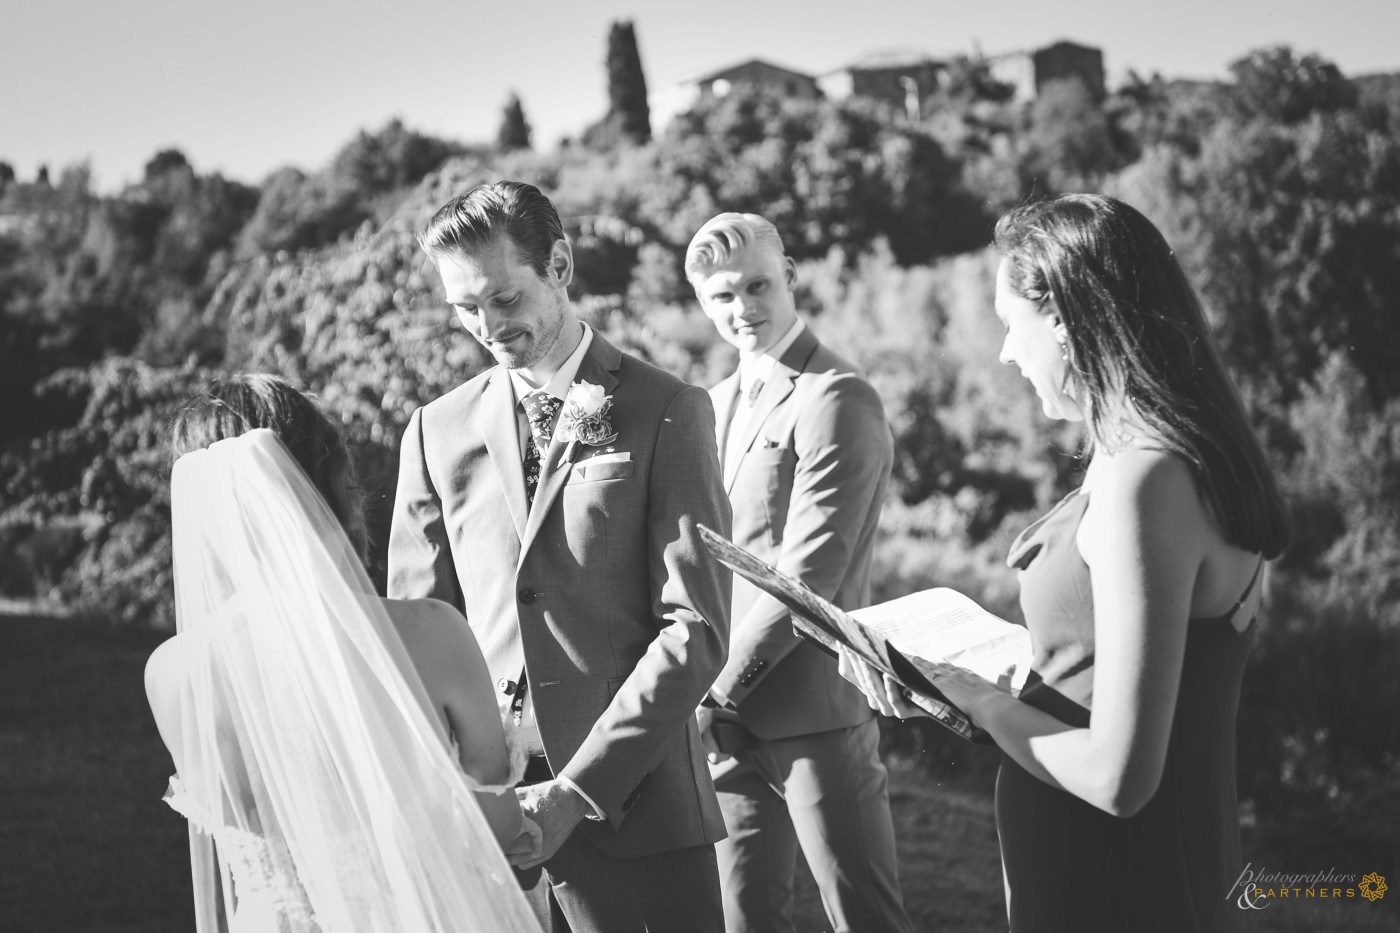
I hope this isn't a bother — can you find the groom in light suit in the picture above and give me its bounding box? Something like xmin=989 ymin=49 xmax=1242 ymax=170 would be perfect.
xmin=389 ymin=181 xmax=731 ymax=932
xmin=687 ymin=213 xmax=913 ymax=933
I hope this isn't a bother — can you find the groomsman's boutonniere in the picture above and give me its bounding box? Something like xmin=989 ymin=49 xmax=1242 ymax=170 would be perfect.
xmin=558 ymin=382 xmax=618 ymax=456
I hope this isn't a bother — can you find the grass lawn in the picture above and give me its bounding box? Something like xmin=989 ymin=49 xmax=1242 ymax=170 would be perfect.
xmin=1 ymin=616 xmax=191 ymax=933
xmin=2 ymin=615 xmax=1395 ymax=932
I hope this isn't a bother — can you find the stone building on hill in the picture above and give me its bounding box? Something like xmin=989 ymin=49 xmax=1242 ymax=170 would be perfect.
xmin=686 ymin=59 xmax=822 ymax=101
xmin=652 ymin=39 xmax=1107 ymax=129
xmin=649 ymin=58 xmax=822 ymax=130
xmin=989 ymin=40 xmax=1106 ymax=101
xmin=818 ymin=50 xmax=950 ymax=119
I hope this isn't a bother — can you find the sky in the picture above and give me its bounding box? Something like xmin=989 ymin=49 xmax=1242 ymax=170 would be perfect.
xmin=4 ymin=0 xmax=1397 ymax=191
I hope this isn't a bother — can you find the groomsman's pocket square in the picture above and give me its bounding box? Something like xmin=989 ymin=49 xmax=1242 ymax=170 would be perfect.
xmin=568 ymin=456 xmax=635 ymax=484
xmin=746 ymin=445 xmax=789 ymax=465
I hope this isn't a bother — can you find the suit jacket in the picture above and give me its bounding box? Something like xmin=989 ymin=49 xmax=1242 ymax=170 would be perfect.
xmin=709 ymin=325 xmax=893 ymax=740
xmin=388 ymin=331 xmax=732 ymax=859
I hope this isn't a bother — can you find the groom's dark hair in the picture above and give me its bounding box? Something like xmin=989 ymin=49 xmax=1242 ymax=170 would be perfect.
xmin=171 ymin=374 xmax=369 ymax=563
xmin=418 ymin=180 xmax=565 ymax=277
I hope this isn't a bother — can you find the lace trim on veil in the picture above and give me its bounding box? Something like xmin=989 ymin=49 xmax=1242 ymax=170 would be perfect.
xmin=164 ymin=777 xmax=319 ymax=930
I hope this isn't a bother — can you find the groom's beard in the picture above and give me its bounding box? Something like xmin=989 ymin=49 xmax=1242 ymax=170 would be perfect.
xmin=488 ymin=291 xmax=569 ymax=372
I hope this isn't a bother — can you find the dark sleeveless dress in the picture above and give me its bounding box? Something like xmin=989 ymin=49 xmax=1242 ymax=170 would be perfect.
xmin=996 ymin=490 xmax=1257 ymax=933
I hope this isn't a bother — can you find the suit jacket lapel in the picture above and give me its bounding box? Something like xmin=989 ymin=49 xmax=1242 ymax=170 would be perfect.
xmin=519 ymin=332 xmax=623 ymax=561
xmin=480 ymin=369 xmax=529 ymax=540
xmin=712 ymin=373 xmax=741 ymax=467
xmin=723 ymin=327 xmax=818 ymax=493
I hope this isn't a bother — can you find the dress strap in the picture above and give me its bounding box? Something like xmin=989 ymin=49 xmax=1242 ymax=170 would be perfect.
xmin=1219 ymin=556 xmax=1265 ymax=629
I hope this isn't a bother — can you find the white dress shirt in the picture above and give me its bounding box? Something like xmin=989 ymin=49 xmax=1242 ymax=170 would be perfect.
xmin=725 ymin=318 xmax=806 ymax=468
xmin=507 ymin=322 xmax=594 ymax=458
xmin=503 ymin=323 xmax=606 ymax=817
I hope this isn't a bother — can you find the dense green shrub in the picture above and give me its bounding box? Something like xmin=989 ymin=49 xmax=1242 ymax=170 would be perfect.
xmin=0 ymin=358 xmax=205 ymax=627
xmin=1238 ymin=585 xmax=1400 ymax=865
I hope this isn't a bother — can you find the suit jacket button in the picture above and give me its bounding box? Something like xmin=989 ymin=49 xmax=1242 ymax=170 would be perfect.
xmin=518 ymin=588 xmax=538 ymax=604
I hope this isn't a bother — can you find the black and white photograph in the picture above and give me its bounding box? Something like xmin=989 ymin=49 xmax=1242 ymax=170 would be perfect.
xmin=2 ymin=0 xmax=1396 ymax=930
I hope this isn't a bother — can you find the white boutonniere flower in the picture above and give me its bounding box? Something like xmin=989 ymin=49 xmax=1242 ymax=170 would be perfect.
xmin=557 ymin=381 xmax=618 ymax=448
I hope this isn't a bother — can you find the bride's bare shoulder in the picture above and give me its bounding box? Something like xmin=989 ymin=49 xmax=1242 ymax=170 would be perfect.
xmin=380 ymin=598 xmax=492 ymax=709
xmin=144 ymin=633 xmax=190 ymax=694
xmin=144 ymin=633 xmax=198 ymax=747
xmin=380 ymin=597 xmax=473 ymax=656
xmin=381 ymin=596 xmax=465 ymax=628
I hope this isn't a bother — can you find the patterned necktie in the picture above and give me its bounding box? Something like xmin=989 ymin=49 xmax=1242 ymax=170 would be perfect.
xmin=745 ymin=377 xmax=765 ymax=405
xmin=521 ymin=392 xmax=561 ymax=505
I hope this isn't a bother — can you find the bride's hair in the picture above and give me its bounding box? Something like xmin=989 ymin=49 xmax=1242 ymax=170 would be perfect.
xmin=171 ymin=374 xmax=369 ymax=562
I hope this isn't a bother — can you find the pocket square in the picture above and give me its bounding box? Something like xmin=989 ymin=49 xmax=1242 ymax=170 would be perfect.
xmin=568 ymin=457 xmax=636 ymax=484
xmin=759 ymin=437 xmax=782 ymax=449
xmin=582 ymin=451 xmax=632 ymax=466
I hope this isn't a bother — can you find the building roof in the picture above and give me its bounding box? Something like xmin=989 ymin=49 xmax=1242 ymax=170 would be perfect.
xmin=822 ymin=48 xmax=951 ymax=75
xmin=1037 ymin=39 xmax=1102 ymax=55
xmin=684 ymin=58 xmax=816 ymax=86
xmin=986 ymin=39 xmax=1102 ymax=62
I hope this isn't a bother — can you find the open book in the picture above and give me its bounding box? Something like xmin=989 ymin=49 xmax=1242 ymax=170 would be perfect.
xmin=699 ymin=525 xmax=1033 ymax=743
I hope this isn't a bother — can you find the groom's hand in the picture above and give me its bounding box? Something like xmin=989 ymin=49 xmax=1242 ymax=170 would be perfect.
xmin=512 ymin=779 xmax=590 ymax=869
xmin=695 ymin=705 xmax=730 ymax=765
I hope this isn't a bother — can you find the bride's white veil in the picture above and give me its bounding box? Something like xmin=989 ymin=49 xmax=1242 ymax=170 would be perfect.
xmin=166 ymin=428 xmax=538 ymax=932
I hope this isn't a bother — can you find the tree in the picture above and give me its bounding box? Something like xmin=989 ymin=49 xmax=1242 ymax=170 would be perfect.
xmin=0 ymin=356 xmax=206 ymax=626
xmin=497 ymin=92 xmax=532 ymax=152
xmin=1282 ymin=355 xmax=1400 ymax=605
xmin=1356 ymin=72 xmax=1400 ymax=132
xmin=650 ymin=89 xmax=989 ymax=264
xmin=144 ymin=148 xmax=192 ymax=183
xmin=1183 ymin=113 xmax=1400 ymax=403
xmin=1023 ymin=78 xmax=1120 ymax=191
xmin=1227 ymin=46 xmax=1357 ymax=124
xmin=331 ymin=117 xmax=458 ymax=194
xmin=605 ymin=20 xmax=651 ymax=144
xmin=937 ymin=56 xmax=1016 ymax=105
xmin=1106 ymin=74 xmax=1224 ymax=161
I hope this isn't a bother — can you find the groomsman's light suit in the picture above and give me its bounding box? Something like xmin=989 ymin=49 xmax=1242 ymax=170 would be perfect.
xmin=689 ymin=213 xmax=912 ymax=933
xmin=389 ymin=183 xmax=731 ymax=933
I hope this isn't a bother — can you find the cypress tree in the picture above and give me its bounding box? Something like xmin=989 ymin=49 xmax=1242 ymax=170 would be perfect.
xmin=606 ymin=20 xmax=651 ymax=144
xmin=497 ymin=92 xmax=533 ymax=151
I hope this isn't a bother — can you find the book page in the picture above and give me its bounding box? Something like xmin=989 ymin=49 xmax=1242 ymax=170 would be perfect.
xmin=852 ymin=588 xmax=1032 ymax=695
xmin=697 ymin=525 xmax=1014 ymax=743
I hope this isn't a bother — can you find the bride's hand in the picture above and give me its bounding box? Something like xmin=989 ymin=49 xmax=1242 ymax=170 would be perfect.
xmin=836 ymin=647 xmax=928 ymax=721
xmin=504 ymin=815 xmax=542 ymax=864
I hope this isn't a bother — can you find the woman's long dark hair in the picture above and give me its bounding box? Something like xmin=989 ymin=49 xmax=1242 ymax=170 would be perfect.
xmin=995 ymin=194 xmax=1290 ymax=558
xmin=171 ymin=373 xmax=370 ymax=563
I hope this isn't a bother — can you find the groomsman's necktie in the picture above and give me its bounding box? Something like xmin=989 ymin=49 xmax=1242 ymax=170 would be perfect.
xmin=521 ymin=392 xmax=561 ymax=505
xmin=725 ymin=375 xmax=764 ymax=472
xmin=745 ymin=377 xmax=765 ymax=405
